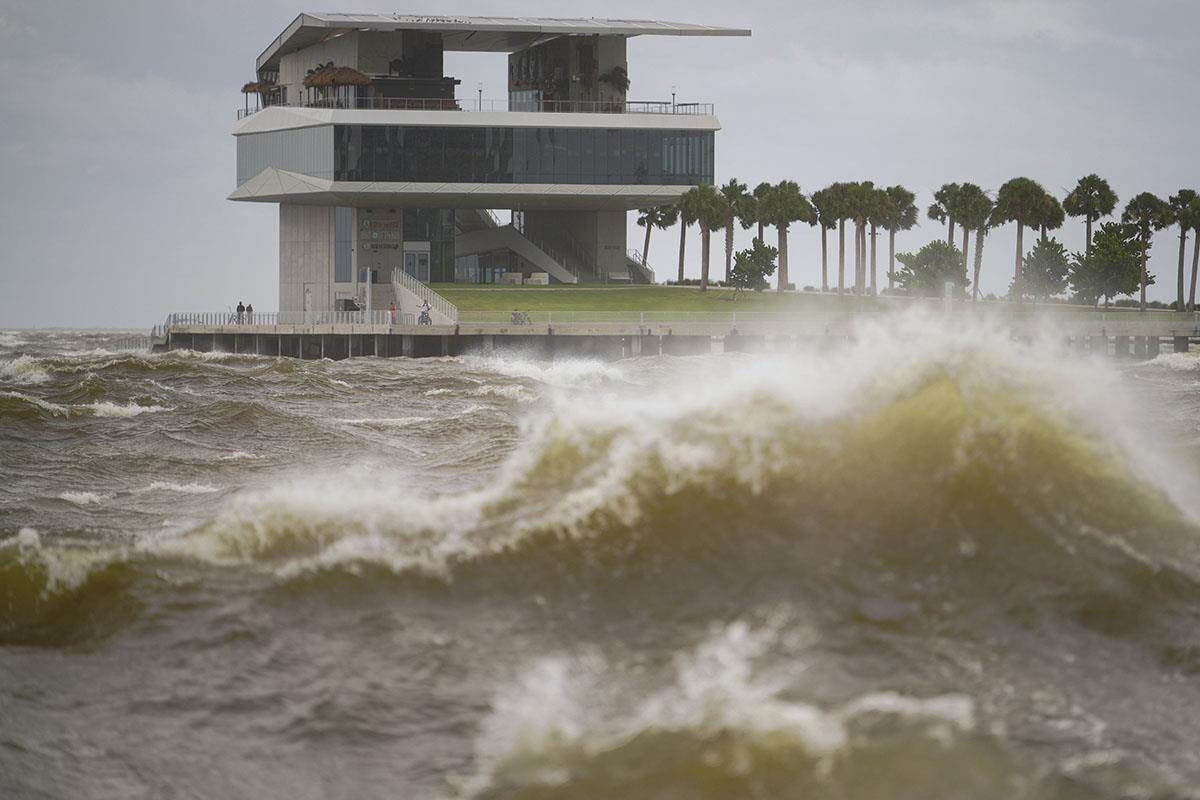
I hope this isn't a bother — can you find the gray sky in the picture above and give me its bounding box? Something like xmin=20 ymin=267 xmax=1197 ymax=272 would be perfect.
xmin=0 ymin=0 xmax=1196 ymax=327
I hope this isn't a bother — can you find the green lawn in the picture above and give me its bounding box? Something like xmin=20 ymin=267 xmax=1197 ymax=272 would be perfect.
xmin=429 ymin=285 xmax=887 ymax=312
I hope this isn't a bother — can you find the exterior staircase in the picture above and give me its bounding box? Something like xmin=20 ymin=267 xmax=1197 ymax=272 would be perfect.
xmin=625 ymin=250 xmax=656 ymax=284
xmin=391 ymin=269 xmax=459 ymax=325
xmin=454 ymin=225 xmax=582 ymax=284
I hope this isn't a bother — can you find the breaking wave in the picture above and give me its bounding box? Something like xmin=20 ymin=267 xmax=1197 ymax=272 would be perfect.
xmin=459 ymin=622 xmax=1022 ymax=799
xmin=5 ymin=317 xmax=1200 ymax=644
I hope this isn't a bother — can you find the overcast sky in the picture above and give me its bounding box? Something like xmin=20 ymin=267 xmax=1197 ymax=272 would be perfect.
xmin=0 ymin=0 xmax=1196 ymax=328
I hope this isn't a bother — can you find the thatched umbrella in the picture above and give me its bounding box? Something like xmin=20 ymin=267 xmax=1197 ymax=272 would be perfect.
xmin=241 ymin=81 xmax=277 ymax=112
xmin=303 ymin=66 xmax=371 ymax=107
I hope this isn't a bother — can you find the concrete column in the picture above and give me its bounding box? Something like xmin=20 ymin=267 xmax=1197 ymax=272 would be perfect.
xmin=1174 ymin=336 xmax=1190 ymax=353
xmin=402 ymin=335 xmax=415 ymax=357
xmin=482 ymin=335 xmax=495 ymax=353
xmin=320 ymin=335 xmax=326 ymax=360
xmin=441 ymin=336 xmax=450 ymax=356
xmin=1147 ymin=337 xmax=1161 ymax=358
xmin=1133 ymin=337 xmax=1147 ymax=358
xmin=1114 ymin=336 xmax=1130 ymax=358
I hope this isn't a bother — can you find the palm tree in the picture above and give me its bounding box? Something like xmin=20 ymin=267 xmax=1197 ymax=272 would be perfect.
xmin=993 ymin=177 xmax=1048 ymax=300
xmin=718 ymin=179 xmax=750 ymax=283
xmin=880 ymin=185 xmax=918 ymax=292
xmin=1033 ymin=192 xmax=1065 ymax=241
xmin=751 ymin=182 xmax=773 ymax=242
xmin=676 ymin=189 xmax=701 ymax=284
xmin=1190 ymin=197 xmax=1200 ymax=311
xmin=954 ymin=184 xmax=994 ymax=300
xmin=1168 ymin=190 xmax=1198 ymax=309
xmin=1122 ymin=192 xmax=1173 ymax=310
xmin=1063 ymin=174 xmax=1118 ymax=256
xmin=810 ymin=186 xmax=839 ymax=292
xmin=844 ymin=181 xmax=876 ymax=293
xmin=636 ymin=205 xmax=678 ymax=271
xmin=928 ymin=183 xmax=962 ymax=244
xmin=760 ymin=180 xmax=816 ymax=292
xmin=847 ymin=182 xmax=879 ymax=294
xmin=866 ymin=186 xmax=889 ymax=294
xmin=826 ymin=182 xmax=853 ymax=294
xmin=692 ymin=184 xmax=726 ymax=291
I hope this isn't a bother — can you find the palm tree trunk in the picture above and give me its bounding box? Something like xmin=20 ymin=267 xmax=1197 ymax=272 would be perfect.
xmin=1177 ymin=226 xmax=1188 ymax=310
xmin=947 ymin=218 xmax=955 ymax=245
xmin=1085 ymin=217 xmax=1094 ymax=255
xmin=888 ymin=228 xmax=896 ymax=290
xmin=1190 ymin=232 xmax=1200 ymax=312
xmin=701 ymin=226 xmax=711 ymax=292
xmin=852 ymin=223 xmax=860 ymax=293
xmin=642 ymin=223 xmax=652 ymax=268
xmin=757 ymin=221 xmax=764 ymax=242
xmin=962 ymin=227 xmax=971 ymax=282
xmin=860 ymin=224 xmax=868 ymax=292
xmin=869 ymin=223 xmax=878 ymax=294
xmin=1140 ymin=235 xmax=1148 ymax=311
xmin=677 ymin=222 xmax=687 ymax=284
xmin=725 ymin=223 xmax=734 ymax=283
xmin=973 ymin=227 xmax=984 ymax=302
xmin=820 ymin=227 xmax=828 ymax=292
xmin=1014 ymin=222 xmax=1024 ymax=301
xmin=838 ymin=220 xmax=846 ymax=295
xmin=778 ymin=225 xmax=789 ymax=292
xmin=862 ymin=224 xmax=869 ymax=291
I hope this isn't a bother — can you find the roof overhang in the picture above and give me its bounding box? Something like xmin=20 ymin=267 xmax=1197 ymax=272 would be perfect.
xmin=234 ymin=105 xmax=721 ymax=135
xmin=230 ymin=168 xmax=693 ymax=211
xmin=257 ymin=12 xmax=751 ymax=71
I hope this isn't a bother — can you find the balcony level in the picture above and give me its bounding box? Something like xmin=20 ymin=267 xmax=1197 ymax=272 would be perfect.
xmin=237 ymin=96 xmax=715 ymax=120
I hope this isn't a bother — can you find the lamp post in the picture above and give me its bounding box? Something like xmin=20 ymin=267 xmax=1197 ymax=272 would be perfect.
xmin=477 ymin=82 xmax=483 ymax=111
xmin=671 ymin=85 xmax=677 ymax=113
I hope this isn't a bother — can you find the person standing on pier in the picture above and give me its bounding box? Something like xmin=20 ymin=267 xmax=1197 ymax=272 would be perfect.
xmin=389 ymin=302 xmax=397 ymax=325
xmin=236 ymin=301 xmax=245 ymax=324
xmin=246 ymin=303 xmax=254 ymax=324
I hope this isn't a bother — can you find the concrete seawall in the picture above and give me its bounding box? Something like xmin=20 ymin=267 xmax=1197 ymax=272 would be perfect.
xmin=156 ymin=317 xmax=1200 ymax=360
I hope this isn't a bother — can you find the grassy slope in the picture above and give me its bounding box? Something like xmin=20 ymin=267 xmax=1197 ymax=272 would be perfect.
xmin=428 ymin=285 xmax=885 ymax=312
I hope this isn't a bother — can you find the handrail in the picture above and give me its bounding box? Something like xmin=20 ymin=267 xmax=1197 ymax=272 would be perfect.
xmin=236 ymin=97 xmax=716 ymax=119
xmin=391 ymin=269 xmax=459 ymax=323
xmin=627 ymin=249 xmax=656 ymax=283
xmin=509 ymin=219 xmax=595 ymax=281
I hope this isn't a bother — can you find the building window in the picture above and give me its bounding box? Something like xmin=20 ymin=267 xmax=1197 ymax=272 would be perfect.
xmin=331 ymin=125 xmax=713 ymax=186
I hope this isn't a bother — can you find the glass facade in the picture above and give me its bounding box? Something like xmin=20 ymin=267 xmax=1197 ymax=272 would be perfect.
xmin=333 ymin=125 xmax=713 ymax=185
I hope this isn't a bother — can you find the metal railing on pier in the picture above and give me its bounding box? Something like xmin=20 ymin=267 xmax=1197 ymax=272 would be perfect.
xmin=164 ymin=310 xmax=408 ymax=327
xmin=237 ymin=97 xmax=715 ymax=119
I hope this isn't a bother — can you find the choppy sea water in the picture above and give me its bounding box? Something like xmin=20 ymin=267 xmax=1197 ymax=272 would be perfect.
xmin=3 ymin=318 xmax=1200 ymax=799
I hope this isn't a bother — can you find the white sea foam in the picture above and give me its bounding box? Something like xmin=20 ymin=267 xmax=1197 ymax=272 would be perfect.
xmin=143 ymin=481 xmax=221 ymax=495
xmin=217 ymin=451 xmax=260 ymax=461
xmin=58 ymin=491 xmax=112 ymax=506
xmin=467 ymin=621 xmax=975 ymax=792
xmin=1148 ymin=351 xmax=1200 ymax=372
xmin=0 ymin=356 xmax=50 ymax=385
xmin=82 ymin=401 xmax=174 ymax=418
xmin=470 ymin=384 xmax=538 ymax=402
xmin=338 ymin=416 xmax=431 ymax=428
xmin=466 ymin=354 xmax=625 ymax=388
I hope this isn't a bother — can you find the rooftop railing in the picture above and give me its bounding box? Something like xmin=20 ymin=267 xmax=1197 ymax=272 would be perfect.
xmin=237 ymin=97 xmax=715 ymax=119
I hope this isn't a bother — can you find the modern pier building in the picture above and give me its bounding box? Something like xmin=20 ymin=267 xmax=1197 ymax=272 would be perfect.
xmin=232 ymin=12 xmax=749 ymax=319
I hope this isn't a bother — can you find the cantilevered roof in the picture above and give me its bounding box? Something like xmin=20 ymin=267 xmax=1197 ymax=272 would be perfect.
xmin=257 ymin=12 xmax=751 ymax=70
